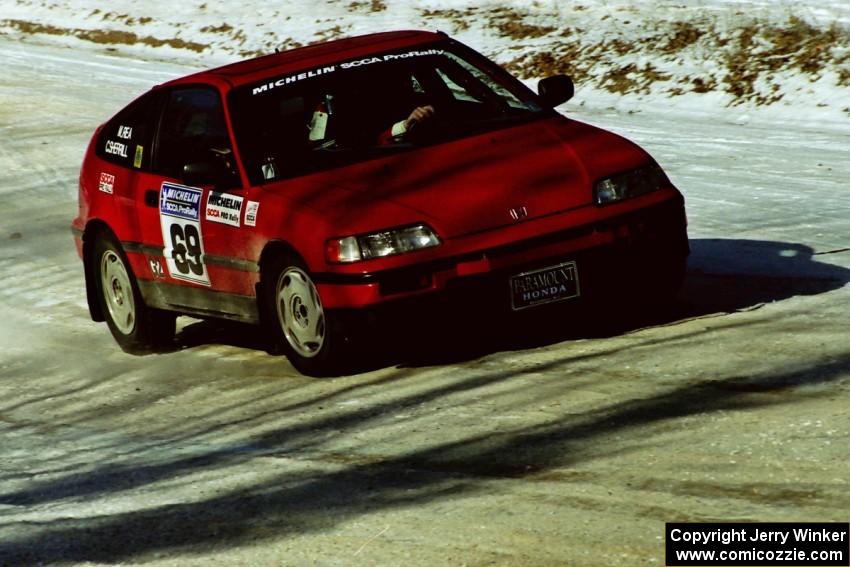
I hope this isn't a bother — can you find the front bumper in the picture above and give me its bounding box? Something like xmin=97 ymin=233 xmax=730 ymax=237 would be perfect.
xmin=315 ymin=195 xmax=688 ymax=310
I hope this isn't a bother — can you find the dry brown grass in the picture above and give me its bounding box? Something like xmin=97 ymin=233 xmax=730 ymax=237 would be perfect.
xmin=503 ymin=42 xmax=589 ymax=84
xmin=497 ymin=14 xmax=849 ymax=105
xmin=763 ymin=17 xmax=840 ymax=74
xmin=348 ymin=0 xmax=386 ymax=13
xmin=601 ymin=63 xmax=671 ymax=95
xmin=1 ymin=19 xmax=207 ymax=52
xmin=421 ymin=6 xmax=556 ymax=39
xmin=310 ymin=25 xmax=347 ymax=45
xmin=238 ymin=49 xmax=264 ymax=58
xmin=658 ymin=21 xmax=707 ymax=54
xmin=488 ymin=7 xmax=556 ymax=39
xmin=420 ymin=8 xmax=477 ymax=32
xmin=3 ymin=9 xmax=848 ymax=107
xmin=600 ymin=63 xmax=642 ymax=94
xmin=690 ymin=76 xmax=717 ymax=93
xmin=490 ymin=19 xmax=557 ymax=40
xmin=719 ymin=16 xmax=847 ymax=104
xmin=93 ymin=12 xmax=154 ymax=26
xmin=598 ymin=38 xmax=638 ymax=57
xmin=200 ymin=23 xmax=233 ymax=34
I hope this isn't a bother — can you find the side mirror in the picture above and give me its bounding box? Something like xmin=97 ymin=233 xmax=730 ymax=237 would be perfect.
xmin=182 ymin=160 xmax=231 ymax=188
xmin=538 ymin=75 xmax=574 ymax=108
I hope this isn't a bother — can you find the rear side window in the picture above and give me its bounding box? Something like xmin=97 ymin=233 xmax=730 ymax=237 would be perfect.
xmin=96 ymin=92 xmax=158 ymax=169
xmin=152 ymin=86 xmax=233 ymax=180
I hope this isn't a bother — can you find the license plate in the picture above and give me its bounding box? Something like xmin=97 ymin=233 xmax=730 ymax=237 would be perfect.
xmin=510 ymin=260 xmax=580 ymax=311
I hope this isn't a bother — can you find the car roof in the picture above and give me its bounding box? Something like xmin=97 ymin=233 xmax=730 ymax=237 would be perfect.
xmin=169 ymin=30 xmax=445 ymax=90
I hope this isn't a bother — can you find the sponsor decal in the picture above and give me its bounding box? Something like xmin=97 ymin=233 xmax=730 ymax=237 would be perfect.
xmin=252 ymin=65 xmax=337 ymax=96
xmin=205 ymin=191 xmax=244 ymax=227
xmin=160 ymin=183 xmax=202 ymax=221
xmin=98 ymin=172 xmax=115 ymax=194
xmin=105 ymin=124 xmax=134 ymax=158
xmin=104 ymin=139 xmax=128 ymax=157
xmin=148 ymin=257 xmax=165 ymax=278
xmin=134 ymin=145 xmax=144 ymax=168
xmin=244 ymin=200 xmax=260 ymax=227
xmin=339 ymin=48 xmax=444 ymax=70
xmin=159 ymin=182 xmax=209 ymax=285
xmin=251 ymin=49 xmax=445 ymax=96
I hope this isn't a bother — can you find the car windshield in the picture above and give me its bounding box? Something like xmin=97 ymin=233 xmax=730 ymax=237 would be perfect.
xmin=228 ymin=41 xmax=546 ymax=184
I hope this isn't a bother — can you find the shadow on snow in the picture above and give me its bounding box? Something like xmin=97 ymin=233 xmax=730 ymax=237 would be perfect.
xmin=172 ymin=237 xmax=848 ymax=370
xmin=0 ymin=351 xmax=848 ymax=563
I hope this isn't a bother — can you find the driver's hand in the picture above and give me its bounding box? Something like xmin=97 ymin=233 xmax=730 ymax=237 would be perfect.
xmin=404 ymin=105 xmax=435 ymax=130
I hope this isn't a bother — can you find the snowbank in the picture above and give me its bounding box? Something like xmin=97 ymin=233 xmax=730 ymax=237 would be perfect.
xmin=2 ymin=0 xmax=849 ymax=126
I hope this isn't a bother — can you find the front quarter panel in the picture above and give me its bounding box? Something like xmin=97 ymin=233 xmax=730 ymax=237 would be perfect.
xmin=251 ymin=184 xmax=338 ymax=274
xmin=543 ymin=116 xmax=656 ymax=184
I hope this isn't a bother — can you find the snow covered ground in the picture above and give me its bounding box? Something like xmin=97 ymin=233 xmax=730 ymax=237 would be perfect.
xmin=2 ymin=0 xmax=850 ymax=126
xmin=0 ymin=2 xmax=849 ymax=565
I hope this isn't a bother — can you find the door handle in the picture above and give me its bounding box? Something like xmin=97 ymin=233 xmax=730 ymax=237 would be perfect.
xmin=144 ymin=190 xmax=158 ymax=207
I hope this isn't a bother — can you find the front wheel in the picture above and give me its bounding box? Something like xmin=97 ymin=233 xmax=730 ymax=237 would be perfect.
xmin=263 ymin=254 xmax=347 ymax=376
xmin=93 ymin=234 xmax=175 ymax=353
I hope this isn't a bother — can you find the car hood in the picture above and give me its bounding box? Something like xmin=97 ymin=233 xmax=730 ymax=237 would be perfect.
xmin=277 ymin=115 xmax=653 ymax=239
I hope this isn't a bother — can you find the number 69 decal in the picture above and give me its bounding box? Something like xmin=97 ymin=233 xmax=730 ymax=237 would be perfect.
xmin=159 ymin=182 xmax=210 ymax=285
xmin=169 ymin=221 xmax=205 ymax=275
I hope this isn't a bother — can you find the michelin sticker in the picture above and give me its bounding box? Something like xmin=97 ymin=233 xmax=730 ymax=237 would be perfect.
xmin=160 ymin=182 xmax=210 ymax=286
xmin=252 ymin=66 xmax=337 ymax=96
xmin=98 ymin=172 xmax=115 ymax=194
xmin=205 ymin=191 xmax=244 ymax=227
xmin=244 ymin=200 xmax=260 ymax=227
xmin=251 ymin=49 xmax=444 ymax=96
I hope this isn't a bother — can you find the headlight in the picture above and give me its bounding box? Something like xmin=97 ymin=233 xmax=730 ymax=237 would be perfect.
xmin=325 ymin=224 xmax=441 ymax=263
xmin=594 ymin=164 xmax=668 ymax=206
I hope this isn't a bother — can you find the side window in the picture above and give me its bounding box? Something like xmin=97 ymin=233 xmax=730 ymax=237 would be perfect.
xmin=153 ymin=87 xmax=235 ymax=181
xmin=96 ymin=93 xmax=157 ymax=169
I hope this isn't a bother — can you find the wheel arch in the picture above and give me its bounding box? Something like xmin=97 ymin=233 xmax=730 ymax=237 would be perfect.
xmin=82 ymin=219 xmax=117 ymax=322
xmin=257 ymin=239 xmax=309 ymax=278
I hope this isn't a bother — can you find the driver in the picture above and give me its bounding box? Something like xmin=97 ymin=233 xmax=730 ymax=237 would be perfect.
xmin=378 ymin=105 xmax=436 ymax=144
xmin=306 ymin=91 xmax=436 ymax=147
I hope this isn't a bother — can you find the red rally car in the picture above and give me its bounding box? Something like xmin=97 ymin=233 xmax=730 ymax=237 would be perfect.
xmin=72 ymin=30 xmax=688 ymax=376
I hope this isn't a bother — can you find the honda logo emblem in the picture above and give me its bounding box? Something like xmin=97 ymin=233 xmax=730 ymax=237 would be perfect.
xmin=509 ymin=206 xmax=528 ymax=220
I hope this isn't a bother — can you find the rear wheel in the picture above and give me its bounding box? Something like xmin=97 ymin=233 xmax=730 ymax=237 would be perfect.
xmin=93 ymin=234 xmax=175 ymax=353
xmin=263 ymin=254 xmax=347 ymax=376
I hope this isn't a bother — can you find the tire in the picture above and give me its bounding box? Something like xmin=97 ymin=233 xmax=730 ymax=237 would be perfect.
xmin=262 ymin=253 xmax=347 ymax=376
xmin=92 ymin=233 xmax=176 ymax=353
